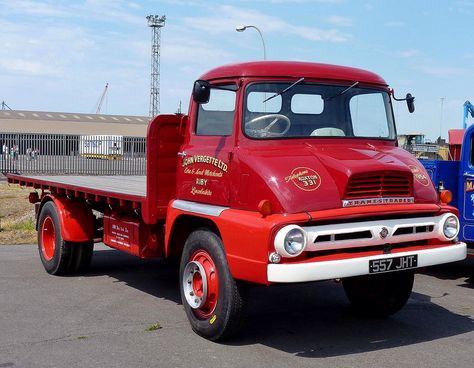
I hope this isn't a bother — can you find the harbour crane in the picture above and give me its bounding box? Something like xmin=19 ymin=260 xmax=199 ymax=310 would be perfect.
xmin=94 ymin=83 xmax=109 ymax=114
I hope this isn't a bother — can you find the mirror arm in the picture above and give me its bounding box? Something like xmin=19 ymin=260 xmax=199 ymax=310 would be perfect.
xmin=390 ymin=89 xmax=415 ymax=113
xmin=392 ymin=92 xmax=414 ymax=102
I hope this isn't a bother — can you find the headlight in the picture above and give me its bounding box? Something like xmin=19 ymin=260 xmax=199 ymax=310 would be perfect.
xmin=274 ymin=225 xmax=307 ymax=257
xmin=285 ymin=228 xmax=305 ymax=255
xmin=442 ymin=215 xmax=459 ymax=240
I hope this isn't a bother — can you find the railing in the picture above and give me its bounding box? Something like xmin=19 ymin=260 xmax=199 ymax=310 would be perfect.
xmin=1 ymin=133 xmax=146 ymax=175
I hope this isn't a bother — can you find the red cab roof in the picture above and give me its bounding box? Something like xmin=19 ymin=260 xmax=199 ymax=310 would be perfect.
xmin=448 ymin=129 xmax=465 ymax=145
xmin=199 ymin=61 xmax=387 ymax=86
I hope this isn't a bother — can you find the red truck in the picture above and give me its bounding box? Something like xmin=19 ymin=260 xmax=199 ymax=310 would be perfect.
xmin=7 ymin=61 xmax=467 ymax=341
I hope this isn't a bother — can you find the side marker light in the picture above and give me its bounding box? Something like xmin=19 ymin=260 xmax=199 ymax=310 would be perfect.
xmin=439 ymin=189 xmax=452 ymax=204
xmin=258 ymin=200 xmax=273 ymax=217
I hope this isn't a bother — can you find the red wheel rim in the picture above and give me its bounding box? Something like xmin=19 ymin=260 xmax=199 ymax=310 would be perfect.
xmin=41 ymin=216 xmax=56 ymax=261
xmin=183 ymin=250 xmax=219 ymax=319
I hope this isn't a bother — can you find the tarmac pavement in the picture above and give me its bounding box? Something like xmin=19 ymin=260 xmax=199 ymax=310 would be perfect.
xmin=0 ymin=244 xmax=473 ymax=368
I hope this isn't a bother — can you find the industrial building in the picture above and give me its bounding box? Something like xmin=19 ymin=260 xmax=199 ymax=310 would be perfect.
xmin=0 ymin=110 xmax=149 ymax=136
xmin=0 ymin=110 xmax=150 ymax=175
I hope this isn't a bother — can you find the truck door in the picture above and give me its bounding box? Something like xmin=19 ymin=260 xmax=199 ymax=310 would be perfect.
xmin=176 ymin=84 xmax=237 ymax=206
xmin=460 ymin=127 xmax=474 ymax=241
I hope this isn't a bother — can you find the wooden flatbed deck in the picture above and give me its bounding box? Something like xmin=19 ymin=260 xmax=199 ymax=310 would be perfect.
xmin=6 ymin=174 xmax=146 ymax=208
xmin=16 ymin=175 xmax=146 ymax=197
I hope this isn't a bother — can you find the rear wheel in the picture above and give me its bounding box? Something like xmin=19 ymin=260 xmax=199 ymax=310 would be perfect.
xmin=179 ymin=229 xmax=246 ymax=341
xmin=38 ymin=201 xmax=93 ymax=275
xmin=342 ymin=270 xmax=414 ymax=317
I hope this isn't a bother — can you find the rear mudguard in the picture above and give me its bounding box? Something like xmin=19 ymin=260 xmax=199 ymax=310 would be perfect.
xmin=38 ymin=195 xmax=95 ymax=243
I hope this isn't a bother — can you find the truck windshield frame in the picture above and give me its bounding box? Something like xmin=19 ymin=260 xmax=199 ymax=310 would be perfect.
xmin=242 ymin=81 xmax=396 ymax=140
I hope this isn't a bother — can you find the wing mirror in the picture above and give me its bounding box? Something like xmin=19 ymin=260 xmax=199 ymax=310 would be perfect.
xmin=406 ymin=93 xmax=415 ymax=113
xmin=392 ymin=91 xmax=415 ymax=113
xmin=192 ymin=80 xmax=211 ymax=104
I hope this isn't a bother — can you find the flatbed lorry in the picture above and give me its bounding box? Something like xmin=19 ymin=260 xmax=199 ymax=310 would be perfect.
xmin=7 ymin=61 xmax=467 ymax=341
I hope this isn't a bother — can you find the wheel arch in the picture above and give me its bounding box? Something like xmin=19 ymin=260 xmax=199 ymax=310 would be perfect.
xmin=166 ymin=214 xmax=221 ymax=259
xmin=37 ymin=195 xmax=95 ymax=242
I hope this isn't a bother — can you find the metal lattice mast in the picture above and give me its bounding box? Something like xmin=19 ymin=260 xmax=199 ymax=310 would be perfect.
xmin=146 ymin=15 xmax=166 ymax=118
xmin=1 ymin=101 xmax=12 ymax=110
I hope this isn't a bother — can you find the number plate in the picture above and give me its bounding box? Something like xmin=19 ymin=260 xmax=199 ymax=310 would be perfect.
xmin=369 ymin=255 xmax=418 ymax=274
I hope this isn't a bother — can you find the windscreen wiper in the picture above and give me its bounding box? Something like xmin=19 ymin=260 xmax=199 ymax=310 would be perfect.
xmin=326 ymin=81 xmax=359 ymax=100
xmin=263 ymin=77 xmax=305 ymax=103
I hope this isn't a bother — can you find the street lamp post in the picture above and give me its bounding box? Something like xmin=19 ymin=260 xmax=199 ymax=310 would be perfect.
xmin=236 ymin=25 xmax=266 ymax=60
xmin=439 ymin=97 xmax=445 ymax=143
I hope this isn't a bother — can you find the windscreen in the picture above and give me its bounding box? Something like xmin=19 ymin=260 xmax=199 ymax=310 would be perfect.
xmin=243 ymin=82 xmax=395 ymax=140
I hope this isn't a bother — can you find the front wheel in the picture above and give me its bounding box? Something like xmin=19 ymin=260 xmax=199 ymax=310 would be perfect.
xmin=342 ymin=270 xmax=414 ymax=317
xmin=179 ymin=229 xmax=246 ymax=341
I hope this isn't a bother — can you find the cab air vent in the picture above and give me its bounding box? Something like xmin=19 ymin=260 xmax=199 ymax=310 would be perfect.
xmin=345 ymin=173 xmax=412 ymax=199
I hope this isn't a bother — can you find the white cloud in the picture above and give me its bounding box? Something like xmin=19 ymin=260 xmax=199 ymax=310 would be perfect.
xmin=0 ymin=0 xmax=144 ymax=25
xmin=327 ymin=15 xmax=352 ymax=27
xmin=80 ymin=0 xmax=144 ymax=25
xmin=182 ymin=5 xmax=351 ymax=43
xmin=0 ymin=59 xmax=52 ymax=75
xmin=127 ymin=2 xmax=142 ymax=10
xmin=385 ymin=20 xmax=405 ymax=27
xmin=0 ymin=0 xmax=70 ymax=17
xmin=160 ymin=0 xmax=205 ymax=6
xmin=290 ymin=25 xmax=350 ymax=42
xmin=418 ymin=65 xmax=466 ymax=77
xmin=400 ymin=49 xmax=419 ymax=58
xmin=162 ymin=35 xmax=233 ymax=66
xmin=246 ymin=0 xmax=344 ymax=3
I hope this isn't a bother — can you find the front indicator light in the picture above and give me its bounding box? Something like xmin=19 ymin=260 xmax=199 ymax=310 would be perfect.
xmin=258 ymin=199 xmax=273 ymax=217
xmin=439 ymin=189 xmax=453 ymax=204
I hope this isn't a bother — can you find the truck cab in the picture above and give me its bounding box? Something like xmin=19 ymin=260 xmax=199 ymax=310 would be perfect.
xmin=178 ymin=61 xmax=439 ymax=212
xmin=163 ymin=62 xmax=465 ymax=339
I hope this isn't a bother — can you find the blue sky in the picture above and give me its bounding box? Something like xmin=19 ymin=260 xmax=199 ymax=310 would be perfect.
xmin=1 ymin=0 xmax=473 ymax=141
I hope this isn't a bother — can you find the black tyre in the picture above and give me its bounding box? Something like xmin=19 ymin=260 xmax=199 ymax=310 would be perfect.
xmin=342 ymin=270 xmax=414 ymax=317
xmin=179 ymin=229 xmax=246 ymax=341
xmin=37 ymin=201 xmax=93 ymax=276
xmin=70 ymin=241 xmax=94 ymax=274
xmin=38 ymin=201 xmax=74 ymax=275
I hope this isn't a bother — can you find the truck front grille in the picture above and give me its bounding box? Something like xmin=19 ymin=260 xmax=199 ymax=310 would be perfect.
xmin=345 ymin=173 xmax=412 ymax=199
xmin=303 ymin=214 xmax=442 ymax=253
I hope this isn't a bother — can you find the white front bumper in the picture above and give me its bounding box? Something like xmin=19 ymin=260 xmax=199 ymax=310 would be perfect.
xmin=267 ymin=242 xmax=467 ymax=283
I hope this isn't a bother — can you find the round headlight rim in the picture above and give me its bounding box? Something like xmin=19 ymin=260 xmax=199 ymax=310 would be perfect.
xmin=442 ymin=214 xmax=459 ymax=240
xmin=274 ymin=224 xmax=307 ymax=258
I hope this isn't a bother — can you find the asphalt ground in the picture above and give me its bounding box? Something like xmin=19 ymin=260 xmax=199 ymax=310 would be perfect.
xmin=0 ymin=244 xmax=473 ymax=368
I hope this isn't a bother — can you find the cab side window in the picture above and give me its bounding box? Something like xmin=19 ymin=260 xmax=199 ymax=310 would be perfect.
xmin=196 ymin=85 xmax=236 ymax=136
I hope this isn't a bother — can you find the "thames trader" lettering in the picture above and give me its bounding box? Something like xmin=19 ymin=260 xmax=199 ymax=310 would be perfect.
xmin=343 ymin=197 xmax=415 ymax=208
xmin=182 ymin=155 xmax=228 ymax=172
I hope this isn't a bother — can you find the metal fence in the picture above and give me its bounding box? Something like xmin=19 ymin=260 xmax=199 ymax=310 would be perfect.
xmin=1 ymin=133 xmax=146 ymax=175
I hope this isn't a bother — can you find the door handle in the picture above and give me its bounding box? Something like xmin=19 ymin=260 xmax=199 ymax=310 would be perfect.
xmin=177 ymin=151 xmax=187 ymax=158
